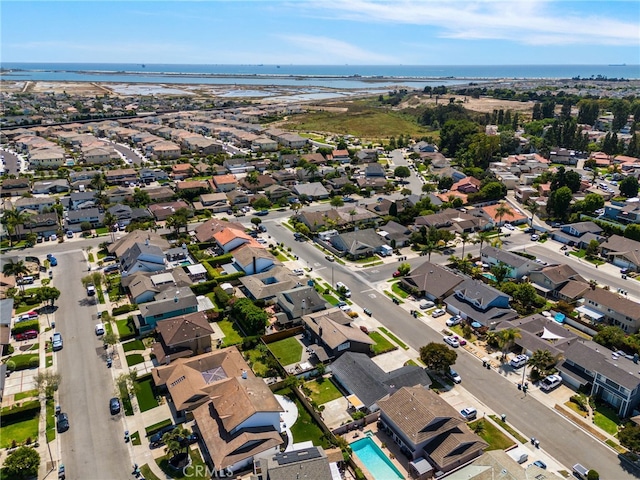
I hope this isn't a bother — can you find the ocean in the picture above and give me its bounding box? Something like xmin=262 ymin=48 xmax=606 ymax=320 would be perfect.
xmin=1 ymin=63 xmax=638 ymax=89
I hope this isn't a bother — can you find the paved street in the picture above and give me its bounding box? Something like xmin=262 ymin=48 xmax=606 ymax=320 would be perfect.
xmin=54 ymin=251 xmax=130 ymax=480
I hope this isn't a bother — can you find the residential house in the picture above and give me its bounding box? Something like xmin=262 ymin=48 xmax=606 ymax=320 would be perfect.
xmin=1 ymin=178 xmax=31 ymax=197
xmin=15 ymin=212 xmax=60 ymax=239
xmin=329 ymin=228 xmax=388 ymax=259
xmin=276 ymin=132 xmax=308 ymax=149
xmin=251 ymin=136 xmax=278 ymax=152
xmin=552 ymin=221 xmax=605 ymax=248
xmin=291 ymin=182 xmax=328 ymax=200
xmin=376 ymin=221 xmax=412 ymax=247
xmin=604 ymin=202 xmax=640 ymax=226
xmin=480 ymin=246 xmax=541 ymax=280
xmin=192 ymin=218 xmax=246 ymax=244
xmin=582 ymin=288 xmax=640 ymax=333
xmin=301 ymin=308 xmax=374 ymax=362
xmin=171 ymin=163 xmax=194 ymax=180
xmin=153 ymin=348 xmax=283 ymax=474
xmin=148 ymin=201 xmax=191 ymax=222
xmin=83 ymin=147 xmax=113 ymax=165
xmin=105 ymin=168 xmax=138 ymax=185
xmin=224 ymin=158 xmax=253 ymax=175
xmin=378 ymin=386 xmax=488 ymax=473
xmin=120 ymin=242 xmax=167 ymax=277
xmin=139 ymin=287 xmax=198 ymax=331
xmin=252 ymin=447 xmax=334 ymax=480
xmin=453 ymin=450 xmax=561 ymax=480
xmin=108 ymin=230 xmax=170 ymax=258
xmin=331 ymin=352 xmax=432 ymax=412
xmin=364 ymin=163 xmax=385 ymax=178
xmin=193 ymin=193 xmax=229 ymax=213
xmin=139 ymin=168 xmax=169 ymax=182
xmin=274 ymin=286 xmax=329 ymax=327
xmin=233 ymin=245 xmax=277 ymax=275
xmin=599 ymin=235 xmax=640 ymax=272
xmin=332 ymin=149 xmax=350 ymax=164
xmin=414 ymin=208 xmax=489 ymax=234
xmin=239 ymin=266 xmax=301 ymax=302
xmin=480 ymin=203 xmax=527 ymax=227
xmin=122 ymin=270 xmax=192 ymax=304
xmin=11 ymin=196 xmax=57 ymax=214
xmin=28 ymin=148 xmax=66 ymax=168
xmin=65 ymin=208 xmax=103 ymax=231
xmin=529 ymin=264 xmax=588 ymax=301
xmin=108 ymin=204 xmax=133 ymax=226
xmin=145 ymin=186 xmax=176 ymax=203
xmin=271 ymin=170 xmax=297 ymax=187
xmin=264 ymin=184 xmax=292 ymax=202
xmin=444 ymin=278 xmax=518 ymax=327
xmin=356 ymin=177 xmax=388 ymax=191
xmin=106 ymin=186 xmax=134 ymax=204
xmin=31 ymin=179 xmax=70 ymax=194
xmin=356 ymin=149 xmax=378 ymax=163
xmin=212 ymin=174 xmax=238 ymax=193
xmin=151 ymin=312 xmax=214 ymax=364
xmin=67 ymin=191 xmax=97 ymax=210
xmin=214 ymin=227 xmax=255 ymax=254
xmin=175 ymin=180 xmax=210 ymax=195
xmin=226 ymin=190 xmax=250 ymax=207
xmin=239 ymin=174 xmax=276 ymax=192
xmin=401 ymin=262 xmax=464 ymax=302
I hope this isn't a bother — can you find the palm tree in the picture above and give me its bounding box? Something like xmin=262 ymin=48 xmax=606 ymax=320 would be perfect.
xmin=420 ymin=241 xmax=442 ymax=262
xmin=459 ymin=232 xmax=471 ymax=258
xmin=475 ymin=230 xmax=492 ymax=252
xmin=3 ymin=259 xmax=30 ymax=292
xmin=90 ymin=172 xmax=107 ymax=194
xmin=495 ymin=202 xmax=514 ymax=233
xmin=496 ymin=328 xmax=522 ymax=360
xmin=1 ymin=209 xmax=31 ymax=247
xmin=524 ymin=201 xmax=539 ymax=227
xmin=305 ymin=163 xmax=319 ymax=182
xmin=163 ymin=426 xmax=190 ymax=463
xmin=528 ymin=349 xmax=558 ymax=377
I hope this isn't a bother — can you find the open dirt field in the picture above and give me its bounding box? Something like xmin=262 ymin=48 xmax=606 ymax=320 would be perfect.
xmin=399 ymin=93 xmax=534 ymax=115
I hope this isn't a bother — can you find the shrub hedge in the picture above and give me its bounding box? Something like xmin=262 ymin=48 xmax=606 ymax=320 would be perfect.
xmin=206 ymin=253 xmax=234 ymax=266
xmin=112 ymin=304 xmax=138 ymax=316
xmin=1 ymin=401 xmax=41 ymax=424
xmin=11 ymin=320 xmax=40 ymax=335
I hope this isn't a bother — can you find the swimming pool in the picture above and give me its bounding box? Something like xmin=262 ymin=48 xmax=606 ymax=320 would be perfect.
xmin=482 ymin=272 xmax=497 ymax=282
xmin=351 ymin=437 xmax=404 ymax=480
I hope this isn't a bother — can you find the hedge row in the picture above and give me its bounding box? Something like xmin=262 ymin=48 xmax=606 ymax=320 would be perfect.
xmin=145 ymin=418 xmax=173 ymax=436
xmin=112 ymin=304 xmax=138 ymax=316
xmin=11 ymin=320 xmax=40 ymax=335
xmin=202 ymin=262 xmax=217 ymax=280
xmin=1 ymin=400 xmax=41 ymax=425
xmin=206 ymin=253 xmax=234 ymax=267
xmin=189 ymin=272 xmax=246 ymax=295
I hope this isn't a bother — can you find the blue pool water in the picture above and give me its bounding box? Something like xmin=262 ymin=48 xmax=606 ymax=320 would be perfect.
xmin=483 ymin=273 xmax=498 ymax=282
xmin=351 ymin=437 xmax=404 ymax=480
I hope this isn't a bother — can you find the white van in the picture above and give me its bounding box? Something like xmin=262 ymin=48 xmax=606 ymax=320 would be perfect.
xmin=336 ymin=282 xmax=351 ymax=298
xmin=507 ymin=447 xmax=528 ymax=464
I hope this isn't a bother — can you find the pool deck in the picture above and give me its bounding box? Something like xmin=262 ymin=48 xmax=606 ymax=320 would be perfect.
xmin=344 ymin=424 xmax=410 ymax=480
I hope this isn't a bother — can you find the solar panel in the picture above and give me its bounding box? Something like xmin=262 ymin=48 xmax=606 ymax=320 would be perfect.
xmin=275 ymin=447 xmax=321 ymax=465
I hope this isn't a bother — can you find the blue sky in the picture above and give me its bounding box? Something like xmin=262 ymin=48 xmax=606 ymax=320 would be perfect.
xmin=2 ymin=1 xmax=639 ymax=65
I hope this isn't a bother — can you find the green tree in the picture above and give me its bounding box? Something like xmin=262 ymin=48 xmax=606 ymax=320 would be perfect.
xmin=593 ymin=326 xmax=626 ymax=351
xmin=397 ymin=262 xmax=411 ymax=276
xmin=619 ymin=176 xmax=639 ymax=198
xmin=393 ymin=166 xmax=411 ymax=178
xmin=33 ymin=371 xmax=61 ymax=399
xmin=1 ymin=208 xmax=31 ymax=247
xmin=103 ymin=211 xmax=117 ymax=231
xmin=496 ymin=328 xmax=521 ymax=359
xmin=624 ymin=224 xmax=640 ymax=242
xmin=166 ymin=207 xmax=191 ymax=234
xmin=547 ymin=186 xmax=573 ymax=219
xmin=38 ymin=286 xmax=61 ymax=306
xmin=163 ymin=426 xmax=190 ymax=461
xmin=250 ymin=217 xmax=262 ymax=227
xmin=330 ymin=196 xmax=345 ymax=208
xmin=585 ymin=239 xmax=600 ymax=259
xmin=130 ymin=188 xmax=151 ymax=207
xmin=582 ymin=193 xmax=604 ymax=214
xmin=525 ymin=200 xmax=540 ymax=226
xmin=90 ymin=173 xmax=107 ymax=194
xmin=619 ymin=422 xmax=640 ymax=453
xmin=527 ymin=349 xmax=557 ymax=377
xmin=511 ymin=283 xmax=540 ymax=313
xmin=490 ymin=262 xmax=510 ymax=285
xmin=231 ymin=298 xmax=269 ymax=335
xmin=2 ymin=446 xmax=40 ymax=479
xmin=2 ymin=259 xmax=30 ymax=291
xmin=252 ymin=197 xmax=272 ymax=210
xmin=419 ymin=342 xmax=457 ymax=374
xmin=458 ymin=232 xmax=471 ymax=258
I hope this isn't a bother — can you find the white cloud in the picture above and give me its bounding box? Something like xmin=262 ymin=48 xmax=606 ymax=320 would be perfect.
xmin=306 ymin=0 xmax=639 ymax=46
xmin=275 ymin=34 xmax=398 ymax=63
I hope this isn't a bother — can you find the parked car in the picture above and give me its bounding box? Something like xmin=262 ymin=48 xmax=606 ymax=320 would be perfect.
xmin=530 ymin=234 xmax=540 ymax=241
xmin=14 ymin=330 xmax=38 ymax=341
xmin=446 ymin=315 xmax=461 ymax=327
xmin=66 ymin=230 xmax=73 ymax=239
xmin=258 ymin=225 xmax=267 ymax=233
xmin=86 ymin=284 xmax=96 ymax=296
xmin=95 ymin=323 xmax=105 ymax=336
xmin=540 ymin=374 xmax=562 ymax=391
xmin=392 ymin=270 xmax=402 ymax=278
xmin=17 ymin=311 xmax=39 ymax=322
xmin=292 ymin=268 xmax=304 ymax=276
xmin=325 ymin=254 xmax=335 ymax=262
xmin=103 ymin=264 xmax=120 ymax=274
xmin=431 ymin=308 xmax=445 ymax=318
xmin=52 ymin=332 xmax=63 ymax=351
xmin=510 ymin=354 xmax=528 ymax=368
xmin=419 ymin=300 xmax=435 ymax=310
xmin=103 ymin=256 xmax=117 ymax=263
xmin=149 ymin=425 xmax=177 ymax=448
xmin=255 ymin=210 xmax=269 ymax=216
xmin=359 ymin=325 xmax=369 ymax=334
xmin=572 ymin=463 xmax=589 ymax=479
xmin=56 ymin=412 xmax=70 ymax=433
xmin=109 ymin=397 xmax=121 ymax=415
xmin=532 ymin=460 xmax=547 ymax=469
xmin=50 ymin=234 xmax=57 ymax=241
xmin=524 ymin=228 xmax=535 ymax=234
xmin=444 ymin=336 xmax=460 ymax=348
xmin=460 ymin=407 xmax=477 ymax=420
xmin=503 ymin=223 xmax=515 ymax=231
xmin=363 ymin=308 xmax=373 ymax=317
xmin=447 ymin=367 xmax=462 ymax=384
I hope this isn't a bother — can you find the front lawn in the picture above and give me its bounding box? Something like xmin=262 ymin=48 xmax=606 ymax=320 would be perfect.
xmin=275 ymin=388 xmax=330 ymax=448
xmin=593 ymin=405 xmax=620 ymax=435
xmin=5 ymin=354 xmax=39 ymax=371
xmin=14 ymin=389 xmax=38 ymax=401
xmin=305 ymin=378 xmax=343 ymax=405
xmin=218 ymin=319 xmax=243 ymax=346
xmin=157 ymin=448 xmax=209 ymax=480
xmin=244 ymin=348 xmax=277 ymax=377
xmin=369 ymin=331 xmax=396 ymax=355
xmin=126 ymin=354 xmax=145 ymax=367
xmin=268 ymin=337 xmax=302 ymax=366
xmin=135 ymin=376 xmax=159 ymax=412
xmin=379 ymin=327 xmax=409 ymax=350
xmin=0 ymin=410 xmax=40 ymax=448
xmin=469 ymin=419 xmax=515 ymax=451
xmin=122 ymin=339 xmax=145 ymax=352
xmin=45 ymin=399 xmax=56 ymax=443
xmin=391 ymin=282 xmax=410 ymax=299
xmin=116 ymin=317 xmax=137 ymax=340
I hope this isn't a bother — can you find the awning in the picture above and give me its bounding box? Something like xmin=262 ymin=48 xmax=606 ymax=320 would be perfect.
xmin=346 ymin=394 xmax=364 ymax=410
xmin=541 ymin=327 xmax=565 ymax=340
xmin=409 ymin=458 xmax=433 ymax=475
xmin=576 ymin=305 xmax=605 ymax=320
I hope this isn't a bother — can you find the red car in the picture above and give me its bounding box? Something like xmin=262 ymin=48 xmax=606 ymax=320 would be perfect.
xmin=392 ymin=271 xmax=402 ymax=278
xmin=14 ymin=330 xmax=38 ymax=341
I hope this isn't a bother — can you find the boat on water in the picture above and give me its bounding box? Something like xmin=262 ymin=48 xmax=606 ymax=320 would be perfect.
xmin=608 ymin=63 xmax=626 ymax=66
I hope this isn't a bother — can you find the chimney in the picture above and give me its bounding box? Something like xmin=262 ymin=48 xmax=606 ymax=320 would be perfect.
xmin=319 ymin=327 xmax=323 ymax=337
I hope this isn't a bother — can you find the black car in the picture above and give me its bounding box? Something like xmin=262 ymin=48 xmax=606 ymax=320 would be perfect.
xmin=57 ymin=413 xmax=70 ymax=433
xmin=524 ymin=227 xmax=535 ymax=234
xmin=109 ymin=397 xmax=121 ymax=415
xmin=149 ymin=425 xmax=177 ymax=448
xmin=103 ymin=264 xmax=120 ymax=274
